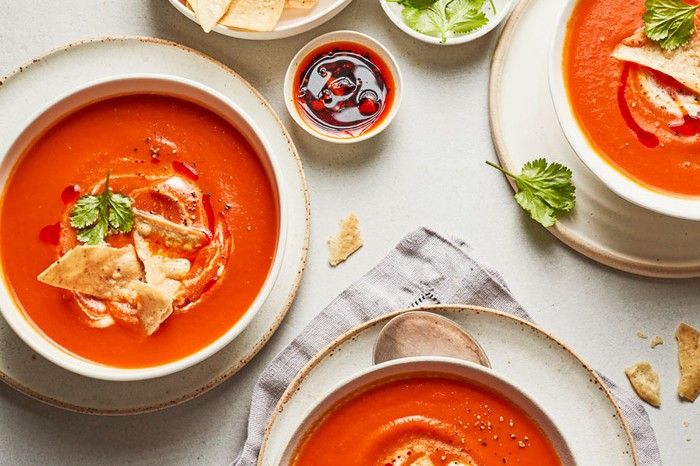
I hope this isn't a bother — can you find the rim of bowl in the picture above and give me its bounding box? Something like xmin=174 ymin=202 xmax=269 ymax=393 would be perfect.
xmin=379 ymin=0 xmax=515 ymax=46
xmin=167 ymin=0 xmax=353 ymax=40
xmin=276 ymin=356 xmax=575 ymax=465
xmin=548 ymin=0 xmax=700 ymax=221
xmin=0 ymin=73 xmax=288 ymax=381
xmin=283 ymin=30 xmax=403 ymax=144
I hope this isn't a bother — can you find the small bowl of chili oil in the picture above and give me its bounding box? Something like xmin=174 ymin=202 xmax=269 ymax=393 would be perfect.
xmin=284 ymin=30 xmax=403 ymax=143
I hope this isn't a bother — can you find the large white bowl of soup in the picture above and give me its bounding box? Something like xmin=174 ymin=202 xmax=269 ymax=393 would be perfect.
xmin=549 ymin=0 xmax=700 ymax=220
xmin=0 ymin=74 xmax=287 ymax=381
xmin=278 ymin=357 xmax=575 ymax=466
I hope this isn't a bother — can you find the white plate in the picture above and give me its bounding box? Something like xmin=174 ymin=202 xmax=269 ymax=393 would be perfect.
xmin=489 ymin=0 xmax=700 ymax=278
xmin=168 ymin=0 xmax=352 ymax=40
xmin=0 ymin=37 xmax=310 ymax=414
xmin=260 ymin=306 xmax=638 ymax=466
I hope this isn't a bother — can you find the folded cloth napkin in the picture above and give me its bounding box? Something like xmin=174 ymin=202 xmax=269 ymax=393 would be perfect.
xmin=232 ymin=227 xmax=661 ymax=466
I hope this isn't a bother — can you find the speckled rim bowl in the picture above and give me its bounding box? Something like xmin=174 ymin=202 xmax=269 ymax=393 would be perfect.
xmin=276 ymin=356 xmax=576 ymax=465
xmin=549 ymin=0 xmax=700 ymax=220
xmin=379 ymin=0 xmax=514 ymax=45
xmin=283 ymin=30 xmax=403 ymax=144
xmin=0 ymin=74 xmax=288 ymax=381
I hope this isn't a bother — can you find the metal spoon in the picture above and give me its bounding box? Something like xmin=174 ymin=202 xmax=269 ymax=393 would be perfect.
xmin=372 ymin=311 xmax=490 ymax=367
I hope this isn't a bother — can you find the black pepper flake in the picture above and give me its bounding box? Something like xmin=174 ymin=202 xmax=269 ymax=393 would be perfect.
xmin=225 ymin=204 xmax=231 ymax=210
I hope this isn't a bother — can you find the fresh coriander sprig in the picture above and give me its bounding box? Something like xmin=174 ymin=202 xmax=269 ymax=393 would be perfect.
xmin=391 ymin=0 xmax=491 ymax=43
xmin=643 ymin=0 xmax=699 ymax=50
xmin=70 ymin=170 xmax=134 ymax=245
xmin=486 ymin=159 xmax=576 ymax=228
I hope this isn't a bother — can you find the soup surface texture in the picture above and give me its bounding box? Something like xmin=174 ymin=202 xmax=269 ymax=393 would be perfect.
xmin=0 ymin=94 xmax=278 ymax=368
xmin=564 ymin=0 xmax=700 ymax=196
xmin=291 ymin=374 xmax=562 ymax=466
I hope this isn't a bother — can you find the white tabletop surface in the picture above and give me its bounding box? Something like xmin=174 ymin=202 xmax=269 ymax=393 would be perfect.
xmin=0 ymin=1 xmax=698 ymax=465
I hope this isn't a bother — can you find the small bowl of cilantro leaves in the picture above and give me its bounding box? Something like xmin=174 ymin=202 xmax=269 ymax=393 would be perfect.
xmin=379 ymin=0 xmax=513 ymax=45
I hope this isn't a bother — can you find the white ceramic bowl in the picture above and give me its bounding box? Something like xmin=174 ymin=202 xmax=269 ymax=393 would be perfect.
xmin=284 ymin=30 xmax=403 ymax=143
xmin=0 ymin=74 xmax=288 ymax=381
xmin=277 ymin=356 xmax=576 ymax=465
xmin=167 ymin=0 xmax=352 ymax=40
xmin=549 ymin=0 xmax=700 ymax=220
xmin=380 ymin=0 xmax=514 ymax=45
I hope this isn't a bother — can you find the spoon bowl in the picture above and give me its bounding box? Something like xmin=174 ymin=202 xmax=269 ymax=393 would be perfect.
xmin=372 ymin=311 xmax=490 ymax=366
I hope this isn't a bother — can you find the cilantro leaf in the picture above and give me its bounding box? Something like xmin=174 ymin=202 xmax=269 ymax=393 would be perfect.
xmin=400 ymin=0 xmax=438 ymax=9
xmin=400 ymin=0 xmax=490 ymax=42
xmin=69 ymin=171 xmax=134 ymax=245
xmin=403 ymin=5 xmax=445 ymax=38
xmin=486 ymin=159 xmax=576 ymax=228
xmin=107 ymin=193 xmax=134 ymax=235
xmin=76 ymin=218 xmax=108 ymax=246
xmin=643 ymin=0 xmax=699 ymax=50
xmin=70 ymin=195 xmax=101 ymax=229
xmin=448 ymin=4 xmax=488 ymax=35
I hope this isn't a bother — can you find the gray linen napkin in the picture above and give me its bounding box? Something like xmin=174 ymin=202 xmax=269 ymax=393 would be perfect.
xmin=232 ymin=227 xmax=661 ymax=466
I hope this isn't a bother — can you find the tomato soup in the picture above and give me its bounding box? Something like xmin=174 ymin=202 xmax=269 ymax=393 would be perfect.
xmin=291 ymin=374 xmax=562 ymax=466
xmin=564 ymin=0 xmax=700 ymax=196
xmin=0 ymin=94 xmax=279 ymax=368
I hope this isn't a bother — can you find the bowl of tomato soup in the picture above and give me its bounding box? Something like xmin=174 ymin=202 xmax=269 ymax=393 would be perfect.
xmin=0 ymin=74 xmax=287 ymax=381
xmin=550 ymin=0 xmax=700 ymax=220
xmin=284 ymin=30 xmax=403 ymax=143
xmin=278 ymin=357 xmax=575 ymax=466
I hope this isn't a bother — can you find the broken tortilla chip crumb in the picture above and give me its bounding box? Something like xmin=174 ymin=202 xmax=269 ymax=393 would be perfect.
xmin=676 ymin=322 xmax=700 ymax=402
xmin=328 ymin=213 xmax=363 ymax=266
xmin=650 ymin=336 xmax=664 ymax=348
xmin=625 ymin=361 xmax=661 ymax=407
xmin=637 ymin=331 xmax=649 ymax=339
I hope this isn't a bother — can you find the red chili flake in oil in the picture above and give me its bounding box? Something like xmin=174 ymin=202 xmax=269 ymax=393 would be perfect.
xmin=39 ymin=222 xmax=61 ymax=245
xmin=672 ymin=114 xmax=700 ymax=137
xmin=293 ymin=41 xmax=395 ymax=139
xmin=61 ymin=185 xmax=81 ymax=204
xmin=172 ymin=161 xmax=199 ymax=180
xmin=202 ymin=193 xmax=216 ymax=233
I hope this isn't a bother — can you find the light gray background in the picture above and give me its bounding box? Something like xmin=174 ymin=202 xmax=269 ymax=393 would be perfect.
xmin=0 ymin=0 xmax=697 ymax=464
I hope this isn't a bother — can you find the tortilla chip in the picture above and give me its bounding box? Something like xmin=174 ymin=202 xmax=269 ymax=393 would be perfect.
xmin=328 ymin=213 xmax=363 ymax=266
xmin=133 ymin=232 xmax=190 ymax=298
xmin=676 ymin=322 xmax=700 ymax=402
xmin=625 ymin=361 xmax=661 ymax=407
xmin=38 ymin=245 xmax=144 ymax=302
xmin=134 ymin=209 xmax=209 ymax=252
xmin=284 ymin=0 xmax=318 ymax=8
xmin=132 ymin=281 xmax=174 ymax=335
xmin=189 ymin=0 xmax=232 ymax=33
xmin=612 ymin=28 xmax=700 ymax=94
xmin=218 ymin=0 xmax=285 ymax=32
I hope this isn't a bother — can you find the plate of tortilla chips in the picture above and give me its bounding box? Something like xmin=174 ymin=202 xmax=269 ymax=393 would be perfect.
xmin=169 ymin=0 xmax=352 ymax=39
